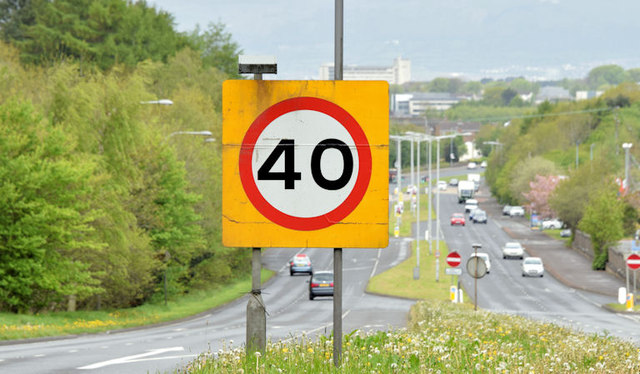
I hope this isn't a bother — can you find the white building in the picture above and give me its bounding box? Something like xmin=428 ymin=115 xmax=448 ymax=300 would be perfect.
xmin=318 ymin=57 xmax=411 ymax=85
xmin=391 ymin=92 xmax=464 ymax=117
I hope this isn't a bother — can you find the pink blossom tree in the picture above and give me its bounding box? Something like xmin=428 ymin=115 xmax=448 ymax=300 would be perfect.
xmin=523 ymin=175 xmax=561 ymax=219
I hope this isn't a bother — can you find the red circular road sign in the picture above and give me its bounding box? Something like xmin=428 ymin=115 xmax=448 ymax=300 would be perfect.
xmin=446 ymin=251 xmax=462 ymax=267
xmin=239 ymin=97 xmax=372 ymax=231
xmin=627 ymin=253 xmax=640 ymax=270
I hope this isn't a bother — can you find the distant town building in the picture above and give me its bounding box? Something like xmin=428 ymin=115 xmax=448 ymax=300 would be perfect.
xmin=535 ymin=86 xmax=572 ymax=104
xmin=575 ymin=90 xmax=604 ymax=101
xmin=318 ymin=57 xmax=411 ymax=85
xmin=391 ymin=92 xmax=465 ymax=117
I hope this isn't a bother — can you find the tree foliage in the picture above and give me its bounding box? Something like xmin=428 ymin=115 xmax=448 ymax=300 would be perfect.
xmin=578 ymin=189 xmax=624 ymax=270
xmin=0 ymin=100 xmax=103 ymax=312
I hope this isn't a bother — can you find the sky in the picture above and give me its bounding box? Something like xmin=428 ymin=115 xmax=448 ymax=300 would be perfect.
xmin=149 ymin=0 xmax=640 ymax=82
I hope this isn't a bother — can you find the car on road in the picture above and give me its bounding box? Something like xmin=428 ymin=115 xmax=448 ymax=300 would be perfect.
xmin=467 ymin=162 xmax=477 ymax=169
xmin=449 ymin=178 xmax=459 ymax=187
xmin=308 ymin=271 xmax=334 ymax=300
xmin=464 ymin=199 xmax=478 ymax=213
xmin=521 ymin=257 xmax=544 ymax=277
xmin=480 ymin=160 xmax=488 ymax=168
xmin=502 ymin=241 xmax=524 ymax=259
xmin=508 ymin=206 xmax=525 ymax=217
xmin=450 ymin=213 xmax=466 ymax=226
xmin=471 ymin=252 xmax=491 ymax=273
xmin=438 ymin=181 xmax=448 ymax=190
xmin=289 ymin=253 xmax=313 ymax=276
xmin=560 ymin=228 xmax=572 ymax=237
xmin=502 ymin=205 xmax=512 ymax=216
xmin=473 ymin=210 xmax=488 ymax=224
xmin=541 ymin=218 xmax=563 ymax=230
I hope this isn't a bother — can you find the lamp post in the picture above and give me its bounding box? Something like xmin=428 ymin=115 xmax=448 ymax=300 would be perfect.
xmin=166 ymin=130 xmax=213 ymax=141
xmin=623 ymin=143 xmax=633 ymax=194
xmin=140 ymin=99 xmax=174 ymax=105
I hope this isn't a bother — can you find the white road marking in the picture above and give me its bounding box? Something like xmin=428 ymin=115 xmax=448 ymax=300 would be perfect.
xmin=77 ymin=347 xmax=190 ymax=370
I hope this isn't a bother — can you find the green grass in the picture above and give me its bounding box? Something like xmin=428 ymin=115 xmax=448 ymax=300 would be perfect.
xmin=184 ymin=300 xmax=640 ymax=373
xmin=0 ymin=269 xmax=275 ymax=341
xmin=367 ymin=240 xmax=454 ymax=301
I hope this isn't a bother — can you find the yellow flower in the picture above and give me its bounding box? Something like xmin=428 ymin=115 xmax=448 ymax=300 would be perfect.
xmin=282 ymin=348 xmax=288 ymax=353
xmin=307 ymin=348 xmax=314 ymax=353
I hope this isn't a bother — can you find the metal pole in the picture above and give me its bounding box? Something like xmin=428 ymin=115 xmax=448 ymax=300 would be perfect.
xmin=246 ymin=247 xmax=266 ymax=353
xmin=333 ymin=1 xmax=343 ymax=367
xmin=246 ymin=70 xmax=267 ymax=355
xmin=625 ymin=146 xmax=631 ymax=193
xmin=428 ymin=138 xmax=433 ymax=255
xmin=575 ymin=141 xmax=579 ymax=169
xmin=474 ymin=245 xmax=478 ymax=311
xmin=436 ymin=139 xmax=441 ymax=282
xmin=414 ymin=138 xmax=421 ymax=280
xmin=396 ymin=138 xmax=401 ymax=196
xmin=410 ymin=139 xmax=415 ymax=190
xmin=334 ymin=0 xmax=343 ymax=81
xmin=333 ymin=248 xmax=342 ymax=367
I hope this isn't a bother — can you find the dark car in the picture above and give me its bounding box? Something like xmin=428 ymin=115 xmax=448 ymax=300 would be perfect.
xmin=308 ymin=271 xmax=334 ymax=300
xmin=289 ymin=253 xmax=313 ymax=276
xmin=473 ymin=210 xmax=488 ymax=224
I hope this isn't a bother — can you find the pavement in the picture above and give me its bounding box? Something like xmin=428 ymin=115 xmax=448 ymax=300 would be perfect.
xmin=476 ymin=187 xmax=626 ymax=299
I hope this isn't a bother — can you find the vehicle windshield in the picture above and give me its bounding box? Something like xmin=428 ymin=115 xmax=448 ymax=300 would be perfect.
xmin=524 ymin=258 xmax=542 ymax=265
xmin=312 ymin=273 xmax=333 ymax=282
xmin=506 ymin=243 xmax=521 ymax=249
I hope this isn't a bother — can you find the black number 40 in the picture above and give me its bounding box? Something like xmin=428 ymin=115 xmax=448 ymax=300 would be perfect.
xmin=257 ymin=138 xmax=354 ymax=190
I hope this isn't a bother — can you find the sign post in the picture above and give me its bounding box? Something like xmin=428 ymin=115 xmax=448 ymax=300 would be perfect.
xmin=223 ymin=78 xmax=388 ymax=361
xmin=627 ymin=253 xmax=640 ymax=302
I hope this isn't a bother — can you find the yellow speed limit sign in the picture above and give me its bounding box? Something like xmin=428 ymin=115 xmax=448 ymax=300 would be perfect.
xmin=222 ymin=80 xmax=388 ymax=248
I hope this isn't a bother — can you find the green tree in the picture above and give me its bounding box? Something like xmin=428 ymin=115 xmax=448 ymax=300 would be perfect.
xmin=586 ymin=65 xmax=628 ymax=90
xmin=0 ymin=100 xmax=103 ymax=312
xmin=186 ymin=22 xmax=242 ymax=78
xmin=509 ymin=156 xmax=558 ymax=205
xmin=578 ymin=189 xmax=624 ymax=270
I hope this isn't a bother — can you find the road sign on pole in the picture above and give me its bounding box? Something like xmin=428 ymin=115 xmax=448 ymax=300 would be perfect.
xmin=446 ymin=251 xmax=462 ymax=267
xmin=627 ymin=253 xmax=640 ymax=270
xmin=222 ymin=80 xmax=389 ymax=248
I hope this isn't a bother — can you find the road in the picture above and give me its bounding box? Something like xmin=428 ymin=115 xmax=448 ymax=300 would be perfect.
xmin=0 ymin=244 xmax=415 ymax=373
xmin=437 ymin=180 xmax=640 ymax=345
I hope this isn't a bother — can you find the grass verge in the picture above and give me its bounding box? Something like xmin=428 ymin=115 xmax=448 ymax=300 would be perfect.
xmin=183 ymin=299 xmax=640 ymax=373
xmin=367 ymin=240 xmax=454 ymax=301
xmin=0 ymin=269 xmax=275 ymax=341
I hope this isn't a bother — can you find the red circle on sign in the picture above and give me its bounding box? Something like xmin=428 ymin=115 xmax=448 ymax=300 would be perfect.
xmin=627 ymin=253 xmax=640 ymax=270
xmin=446 ymin=251 xmax=462 ymax=267
xmin=239 ymin=97 xmax=372 ymax=231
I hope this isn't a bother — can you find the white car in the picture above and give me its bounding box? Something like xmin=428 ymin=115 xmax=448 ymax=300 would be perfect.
xmin=541 ymin=219 xmax=563 ymax=230
xmin=522 ymin=257 xmax=544 ymax=277
xmin=480 ymin=160 xmax=488 ymax=168
xmin=502 ymin=241 xmax=524 ymax=259
xmin=437 ymin=181 xmax=448 ymax=190
xmin=471 ymin=252 xmax=491 ymax=273
xmin=464 ymin=199 xmax=478 ymax=213
xmin=509 ymin=206 xmax=525 ymax=217
xmin=467 ymin=162 xmax=477 ymax=169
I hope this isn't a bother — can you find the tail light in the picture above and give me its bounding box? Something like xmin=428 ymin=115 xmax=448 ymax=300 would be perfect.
xmin=330 ymin=282 xmax=334 ymax=287
xmin=310 ymin=283 xmax=319 ymax=288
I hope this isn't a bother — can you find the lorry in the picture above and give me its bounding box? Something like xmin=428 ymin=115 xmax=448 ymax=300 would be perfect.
xmin=457 ymin=180 xmax=475 ymax=203
xmin=467 ymin=173 xmax=481 ymax=191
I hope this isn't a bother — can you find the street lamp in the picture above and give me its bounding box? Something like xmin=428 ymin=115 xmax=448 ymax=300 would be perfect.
xmin=165 ymin=130 xmax=213 ymax=141
xmin=140 ymin=99 xmax=174 ymax=105
xmin=623 ymin=143 xmax=633 ymax=194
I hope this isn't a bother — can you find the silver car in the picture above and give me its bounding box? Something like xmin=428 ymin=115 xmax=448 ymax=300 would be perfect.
xmin=502 ymin=241 xmax=524 ymax=259
xmin=522 ymin=257 xmax=544 ymax=277
xmin=471 ymin=252 xmax=491 ymax=273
